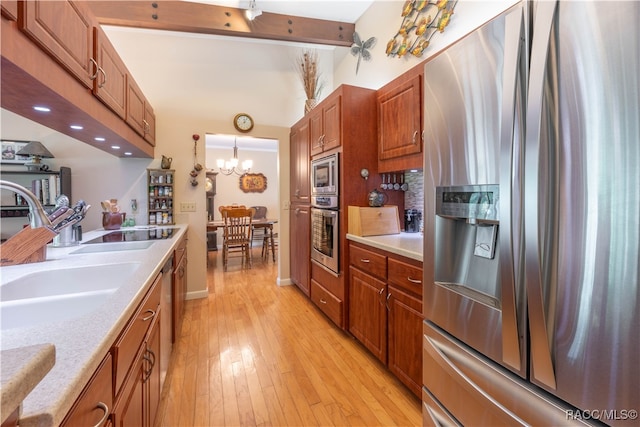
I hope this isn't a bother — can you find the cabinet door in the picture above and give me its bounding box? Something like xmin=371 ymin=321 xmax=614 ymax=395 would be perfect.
xmin=20 ymin=0 xmax=95 ymax=89
xmin=143 ymin=102 xmax=156 ymax=146
xmin=114 ymin=355 xmax=145 ymax=427
xmin=290 ymin=205 xmax=310 ymax=296
xmin=348 ymin=266 xmax=387 ymax=363
xmin=290 ymin=122 xmax=310 ymax=202
xmin=146 ymin=314 xmax=162 ymax=427
xmin=387 ymin=285 xmax=423 ymax=397
xmin=309 ymin=108 xmax=324 ymax=156
xmin=61 ymin=354 xmax=113 ymax=427
xmin=126 ymin=76 xmax=146 ymax=137
xmin=321 ymin=95 xmax=341 ymax=152
xmin=1 ymin=0 xmax=18 ymax=20
xmin=378 ymin=74 xmax=423 ymax=161
xmin=94 ymin=25 xmax=127 ymax=119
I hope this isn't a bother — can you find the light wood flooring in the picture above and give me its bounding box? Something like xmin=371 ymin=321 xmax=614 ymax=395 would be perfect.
xmin=156 ymin=248 xmax=422 ymax=426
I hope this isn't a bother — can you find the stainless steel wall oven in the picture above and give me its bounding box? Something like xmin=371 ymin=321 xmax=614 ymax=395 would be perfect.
xmin=310 ymin=207 xmax=339 ymax=274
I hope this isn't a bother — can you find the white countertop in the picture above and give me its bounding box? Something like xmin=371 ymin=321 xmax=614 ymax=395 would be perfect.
xmin=0 ymin=224 xmax=188 ymax=427
xmin=346 ymin=232 xmax=424 ymax=261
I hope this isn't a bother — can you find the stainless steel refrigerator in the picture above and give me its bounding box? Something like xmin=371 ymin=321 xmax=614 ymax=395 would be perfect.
xmin=422 ymin=1 xmax=639 ymax=425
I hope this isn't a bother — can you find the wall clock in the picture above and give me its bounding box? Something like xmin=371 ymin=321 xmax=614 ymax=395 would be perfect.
xmin=233 ymin=113 xmax=254 ymax=133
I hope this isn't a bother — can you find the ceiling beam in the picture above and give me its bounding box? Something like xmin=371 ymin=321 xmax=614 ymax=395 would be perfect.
xmin=87 ymin=1 xmax=355 ymax=47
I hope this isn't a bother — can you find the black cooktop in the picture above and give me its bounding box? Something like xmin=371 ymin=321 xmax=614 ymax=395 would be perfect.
xmin=84 ymin=228 xmax=179 ymax=244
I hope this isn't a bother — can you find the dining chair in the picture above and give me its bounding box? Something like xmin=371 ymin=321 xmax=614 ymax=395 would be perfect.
xmin=220 ymin=207 xmax=255 ymax=271
xmin=250 ymin=205 xmax=267 ymax=247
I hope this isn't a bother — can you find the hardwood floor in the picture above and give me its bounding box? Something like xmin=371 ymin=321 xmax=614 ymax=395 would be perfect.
xmin=156 ymin=248 xmax=422 ymax=426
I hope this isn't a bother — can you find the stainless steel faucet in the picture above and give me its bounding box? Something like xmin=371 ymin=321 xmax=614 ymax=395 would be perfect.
xmin=0 ymin=180 xmax=53 ymax=229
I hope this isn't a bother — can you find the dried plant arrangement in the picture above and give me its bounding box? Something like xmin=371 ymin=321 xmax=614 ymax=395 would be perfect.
xmin=297 ymin=50 xmax=324 ymax=113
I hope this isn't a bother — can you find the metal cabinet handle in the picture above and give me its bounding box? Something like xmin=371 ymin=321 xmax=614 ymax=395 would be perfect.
xmin=378 ymin=287 xmax=385 ymax=295
xmin=359 ymin=258 xmax=371 ymax=263
xmin=319 ymin=298 xmax=327 ymax=304
xmin=142 ymin=309 xmax=155 ymax=321
xmin=97 ymin=66 xmax=106 ymax=89
xmin=319 ymin=135 xmax=325 ymax=146
xmin=92 ymin=402 xmax=109 ymax=427
xmin=89 ymin=58 xmax=98 ymax=80
xmin=407 ymin=276 xmax=422 ymax=284
xmin=386 ymin=292 xmax=392 ymax=311
xmin=412 ymin=130 xmax=418 ymax=144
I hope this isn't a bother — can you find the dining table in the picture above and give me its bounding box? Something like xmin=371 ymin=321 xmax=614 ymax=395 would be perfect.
xmin=207 ymin=218 xmax=278 ymax=262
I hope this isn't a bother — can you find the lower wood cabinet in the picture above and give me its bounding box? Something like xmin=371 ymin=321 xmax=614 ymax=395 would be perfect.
xmin=348 ymin=241 xmax=423 ymax=397
xmin=60 ymin=354 xmax=112 ymax=427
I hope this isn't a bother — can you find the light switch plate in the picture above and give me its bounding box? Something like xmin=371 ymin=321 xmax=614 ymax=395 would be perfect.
xmin=180 ymin=202 xmax=196 ymax=212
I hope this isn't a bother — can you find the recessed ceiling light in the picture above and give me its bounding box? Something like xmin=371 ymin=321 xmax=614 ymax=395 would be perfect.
xmin=70 ymin=125 xmax=83 ymax=130
xmin=111 ymin=145 xmax=120 ymax=150
xmin=124 ymin=152 xmax=133 ymax=156
xmin=94 ymin=137 xmax=106 ymax=142
xmin=33 ymin=106 xmax=51 ymax=112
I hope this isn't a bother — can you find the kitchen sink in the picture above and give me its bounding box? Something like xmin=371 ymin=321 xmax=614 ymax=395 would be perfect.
xmin=0 ymin=262 xmax=141 ymax=330
xmin=1 ymin=290 xmax=115 ymax=330
xmin=70 ymin=241 xmax=155 ymax=254
xmin=0 ymin=262 xmax=141 ymax=302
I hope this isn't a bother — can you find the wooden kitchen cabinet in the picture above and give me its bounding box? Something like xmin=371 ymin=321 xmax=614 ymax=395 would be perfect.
xmin=127 ymin=76 xmax=156 ymax=146
xmin=290 ymin=121 xmax=311 ymax=203
xmin=60 ymin=354 xmax=112 ymax=427
xmin=310 ymin=93 xmax=341 ymax=156
xmin=348 ymin=240 xmax=423 ymax=397
xmin=20 ymin=0 xmax=96 ymax=89
xmin=172 ymin=234 xmax=188 ymax=342
xmin=348 ymin=266 xmax=387 ymax=362
xmin=1 ymin=0 xmax=18 ymax=20
xmin=93 ymin=25 xmax=127 ymax=119
xmin=113 ymin=273 xmax=162 ymax=427
xmin=377 ymin=65 xmax=424 ymax=172
xmin=290 ymin=204 xmax=310 ymax=296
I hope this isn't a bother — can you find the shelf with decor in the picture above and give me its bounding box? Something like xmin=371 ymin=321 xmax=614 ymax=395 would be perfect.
xmin=147 ymin=168 xmax=175 ymax=225
xmin=0 ymin=166 xmax=72 ymax=218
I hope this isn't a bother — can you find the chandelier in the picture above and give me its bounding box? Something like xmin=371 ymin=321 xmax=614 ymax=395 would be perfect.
xmin=216 ymin=138 xmax=253 ymax=176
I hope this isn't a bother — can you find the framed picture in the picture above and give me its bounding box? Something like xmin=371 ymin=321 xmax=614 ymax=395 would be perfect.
xmin=1 ymin=140 xmax=30 ymax=164
xmin=239 ymin=173 xmax=268 ymax=193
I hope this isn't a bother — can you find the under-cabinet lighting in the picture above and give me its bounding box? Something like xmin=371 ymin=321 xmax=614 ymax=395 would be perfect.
xmin=70 ymin=125 xmax=83 ymax=130
xmin=124 ymin=152 xmax=133 ymax=156
xmin=94 ymin=137 xmax=106 ymax=142
xmin=33 ymin=106 xmax=50 ymax=112
xmin=111 ymin=145 xmax=120 ymax=150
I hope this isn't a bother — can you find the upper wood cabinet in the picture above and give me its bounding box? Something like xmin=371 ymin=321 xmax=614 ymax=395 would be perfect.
xmin=1 ymin=0 xmax=18 ymax=20
xmin=377 ymin=66 xmax=424 ymax=172
xmin=20 ymin=0 xmax=96 ymax=89
xmin=94 ymin=25 xmax=127 ymax=119
xmin=126 ymin=76 xmax=156 ymax=146
xmin=289 ymin=120 xmax=311 ymax=203
xmin=310 ymin=93 xmax=342 ymax=156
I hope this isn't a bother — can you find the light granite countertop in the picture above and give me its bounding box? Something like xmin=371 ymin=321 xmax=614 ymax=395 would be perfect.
xmin=0 ymin=224 xmax=188 ymax=427
xmin=0 ymin=343 xmax=55 ymax=424
xmin=346 ymin=232 xmax=424 ymax=261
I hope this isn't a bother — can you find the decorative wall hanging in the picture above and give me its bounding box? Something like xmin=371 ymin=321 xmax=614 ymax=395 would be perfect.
xmin=386 ymin=0 xmax=458 ymax=59
xmin=350 ymin=32 xmax=377 ymax=75
xmin=239 ymin=173 xmax=267 ymax=193
xmin=296 ymin=50 xmax=324 ymax=114
xmin=189 ymin=134 xmax=203 ymax=186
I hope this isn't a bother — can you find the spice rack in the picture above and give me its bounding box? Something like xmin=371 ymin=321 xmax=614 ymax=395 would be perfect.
xmin=147 ymin=168 xmax=174 ymax=225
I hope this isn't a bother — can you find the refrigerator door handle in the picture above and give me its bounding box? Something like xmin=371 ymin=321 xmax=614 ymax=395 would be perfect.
xmin=499 ymin=6 xmax=526 ymax=375
xmin=524 ymin=0 xmax=558 ymax=390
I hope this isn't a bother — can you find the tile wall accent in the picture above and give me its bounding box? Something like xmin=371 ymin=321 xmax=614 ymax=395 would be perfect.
xmin=404 ymin=171 xmax=424 ymax=211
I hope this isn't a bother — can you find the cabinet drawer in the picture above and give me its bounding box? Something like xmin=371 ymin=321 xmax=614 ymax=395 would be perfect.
xmin=388 ymin=258 xmax=423 ymax=296
xmin=310 ymin=279 xmax=343 ymax=327
xmin=113 ymin=272 xmax=161 ymax=397
xmin=350 ymin=244 xmax=387 ymax=280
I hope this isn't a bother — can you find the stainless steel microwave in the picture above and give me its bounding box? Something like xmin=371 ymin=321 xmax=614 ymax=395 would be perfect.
xmin=311 ymin=153 xmax=339 ymax=208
